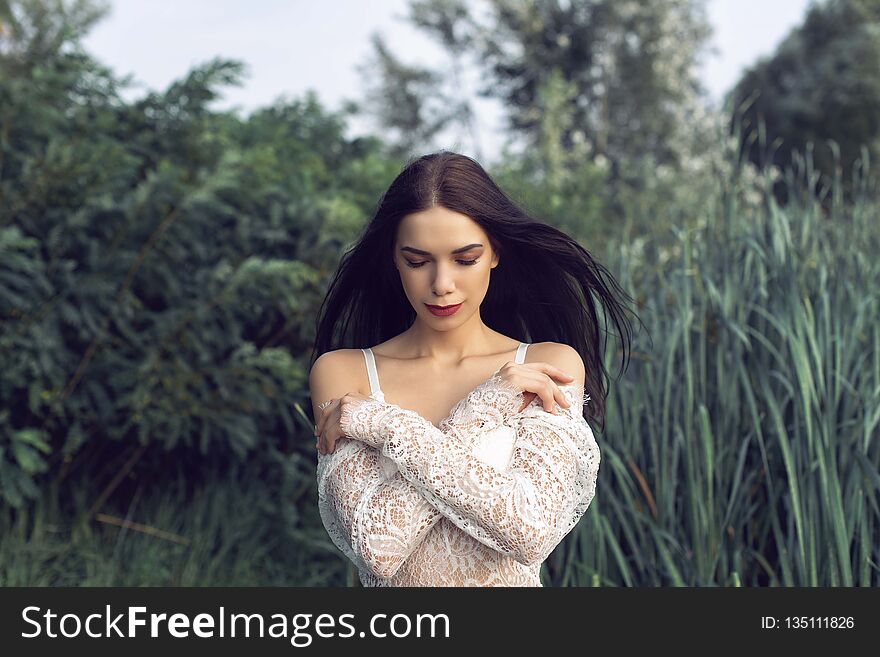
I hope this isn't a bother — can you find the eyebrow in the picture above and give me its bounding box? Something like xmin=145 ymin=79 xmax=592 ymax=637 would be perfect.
xmin=400 ymin=243 xmax=484 ymax=256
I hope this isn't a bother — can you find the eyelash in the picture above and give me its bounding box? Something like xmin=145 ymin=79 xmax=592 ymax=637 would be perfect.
xmin=404 ymin=259 xmax=479 ymax=268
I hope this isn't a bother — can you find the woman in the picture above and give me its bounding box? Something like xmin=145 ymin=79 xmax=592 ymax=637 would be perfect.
xmin=309 ymin=151 xmax=642 ymax=586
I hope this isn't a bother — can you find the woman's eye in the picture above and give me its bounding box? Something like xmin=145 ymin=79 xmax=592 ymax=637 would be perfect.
xmin=404 ymin=259 xmax=479 ymax=268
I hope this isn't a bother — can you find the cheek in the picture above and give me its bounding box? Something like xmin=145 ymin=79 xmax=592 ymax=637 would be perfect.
xmin=399 ymin=268 xmax=417 ymax=283
xmin=398 ymin=269 xmax=422 ymax=294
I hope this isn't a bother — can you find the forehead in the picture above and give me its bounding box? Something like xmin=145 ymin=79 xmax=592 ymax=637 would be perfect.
xmin=396 ymin=206 xmax=486 ymax=245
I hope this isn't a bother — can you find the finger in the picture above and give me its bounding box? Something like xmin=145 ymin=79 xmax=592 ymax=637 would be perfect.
xmin=518 ymin=391 xmax=537 ymax=413
xmin=555 ymin=387 xmax=570 ymax=409
xmin=535 ymin=373 xmax=571 ymax=410
xmin=318 ymin=422 xmax=331 ymax=454
xmin=524 ymin=379 xmax=555 ymax=414
xmin=545 ymin=382 xmax=570 ymax=413
xmin=318 ymin=402 xmax=332 ymax=435
xmin=316 ymin=399 xmax=334 ymax=435
xmin=541 ymin=383 xmax=559 ymax=414
xmin=542 ymin=363 xmax=575 ymax=382
xmin=525 ymin=362 xmax=573 ymax=382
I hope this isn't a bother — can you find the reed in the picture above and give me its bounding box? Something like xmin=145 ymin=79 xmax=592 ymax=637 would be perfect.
xmin=551 ymin=135 xmax=880 ymax=586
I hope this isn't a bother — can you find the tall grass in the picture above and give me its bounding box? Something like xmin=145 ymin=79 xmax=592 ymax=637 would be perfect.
xmin=552 ymin=138 xmax=880 ymax=586
xmin=0 ymin=447 xmax=354 ymax=586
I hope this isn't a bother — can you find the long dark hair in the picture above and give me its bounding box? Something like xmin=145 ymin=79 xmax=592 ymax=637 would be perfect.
xmin=310 ymin=150 xmax=646 ymax=432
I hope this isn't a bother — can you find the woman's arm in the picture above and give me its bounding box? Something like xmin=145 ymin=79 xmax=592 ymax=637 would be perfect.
xmin=313 ymin=351 xmax=442 ymax=580
xmin=438 ymin=366 xmax=527 ymax=433
xmin=316 ymin=440 xmax=442 ymax=579
xmin=340 ymin=382 xmax=600 ymax=567
xmin=314 ymin=364 xmax=527 ymax=580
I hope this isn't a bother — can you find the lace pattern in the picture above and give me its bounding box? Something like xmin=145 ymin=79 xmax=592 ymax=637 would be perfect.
xmin=317 ymin=369 xmax=598 ymax=586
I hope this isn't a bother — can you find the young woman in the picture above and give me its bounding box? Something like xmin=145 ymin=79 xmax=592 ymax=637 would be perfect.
xmin=309 ymin=151 xmax=642 ymax=586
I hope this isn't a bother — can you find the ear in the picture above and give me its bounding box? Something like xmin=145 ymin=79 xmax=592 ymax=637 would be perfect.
xmin=490 ymin=251 xmax=499 ymax=269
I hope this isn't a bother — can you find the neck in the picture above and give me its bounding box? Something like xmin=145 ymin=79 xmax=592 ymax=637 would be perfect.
xmin=400 ymin=310 xmax=499 ymax=365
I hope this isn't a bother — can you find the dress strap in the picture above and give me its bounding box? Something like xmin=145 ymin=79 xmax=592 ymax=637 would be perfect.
xmin=361 ymin=348 xmax=383 ymax=396
xmin=515 ymin=342 xmax=530 ymax=364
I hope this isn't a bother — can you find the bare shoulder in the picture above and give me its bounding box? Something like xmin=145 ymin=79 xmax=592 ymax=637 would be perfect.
xmin=308 ymin=349 xmax=366 ymax=420
xmin=526 ymin=341 xmax=586 ymax=387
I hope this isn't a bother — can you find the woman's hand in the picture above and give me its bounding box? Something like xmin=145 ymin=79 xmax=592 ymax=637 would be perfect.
xmin=314 ymin=361 xmax=576 ymax=454
xmin=495 ymin=361 xmax=576 ymax=414
xmin=314 ymin=392 xmax=374 ymax=455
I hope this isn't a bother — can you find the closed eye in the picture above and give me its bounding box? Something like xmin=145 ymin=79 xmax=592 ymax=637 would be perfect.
xmin=404 ymin=259 xmax=479 ymax=268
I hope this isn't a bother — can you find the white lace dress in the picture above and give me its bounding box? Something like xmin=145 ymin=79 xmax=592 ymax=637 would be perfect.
xmin=315 ymin=362 xmax=600 ymax=587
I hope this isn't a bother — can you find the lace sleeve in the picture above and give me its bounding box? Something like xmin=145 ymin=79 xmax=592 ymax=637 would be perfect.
xmin=316 ymin=438 xmax=442 ymax=579
xmin=439 ymin=367 xmax=525 ymax=433
xmin=314 ymin=369 xmax=526 ymax=580
xmin=340 ymin=382 xmax=600 ymax=567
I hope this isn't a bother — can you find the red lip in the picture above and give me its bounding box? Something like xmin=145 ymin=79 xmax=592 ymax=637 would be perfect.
xmin=425 ymin=302 xmax=462 ymax=316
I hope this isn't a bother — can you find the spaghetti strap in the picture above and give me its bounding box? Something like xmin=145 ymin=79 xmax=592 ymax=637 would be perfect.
xmin=361 ymin=348 xmax=384 ymax=399
xmin=364 ymin=343 xmax=526 ymax=398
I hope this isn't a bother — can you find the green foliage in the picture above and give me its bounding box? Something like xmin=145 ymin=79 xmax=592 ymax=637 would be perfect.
xmin=0 ymin=1 xmax=398 ymax=522
xmin=729 ymin=0 xmax=880 ymax=201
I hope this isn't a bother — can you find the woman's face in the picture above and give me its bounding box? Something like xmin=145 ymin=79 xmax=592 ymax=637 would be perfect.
xmin=393 ymin=206 xmax=499 ymax=326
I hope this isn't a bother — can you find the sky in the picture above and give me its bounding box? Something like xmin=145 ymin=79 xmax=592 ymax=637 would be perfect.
xmin=81 ymin=0 xmax=815 ymax=164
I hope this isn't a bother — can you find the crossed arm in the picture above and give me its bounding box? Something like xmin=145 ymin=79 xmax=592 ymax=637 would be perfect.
xmin=316 ymin=368 xmax=599 ymax=580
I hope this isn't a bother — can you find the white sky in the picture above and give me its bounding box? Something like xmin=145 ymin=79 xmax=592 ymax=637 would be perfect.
xmin=81 ymin=0 xmax=815 ymax=164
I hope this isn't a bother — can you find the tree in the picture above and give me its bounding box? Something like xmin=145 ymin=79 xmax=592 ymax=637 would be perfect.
xmin=354 ymin=0 xmax=714 ymax=187
xmin=354 ymin=33 xmax=458 ymax=161
xmin=0 ymin=0 xmax=399 ymax=511
xmin=354 ymin=0 xmax=481 ymax=161
xmin=0 ymin=0 xmax=108 ymax=61
xmin=728 ymin=0 xmax=880 ymax=203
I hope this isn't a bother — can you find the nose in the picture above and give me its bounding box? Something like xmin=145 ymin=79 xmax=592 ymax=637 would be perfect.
xmin=431 ymin=263 xmax=456 ymax=297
